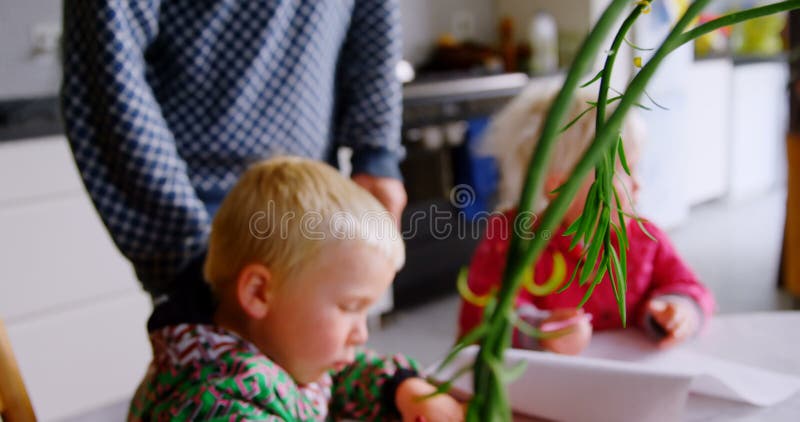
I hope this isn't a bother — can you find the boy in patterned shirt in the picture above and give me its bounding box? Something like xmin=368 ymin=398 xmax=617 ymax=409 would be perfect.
xmin=129 ymin=157 xmax=463 ymax=421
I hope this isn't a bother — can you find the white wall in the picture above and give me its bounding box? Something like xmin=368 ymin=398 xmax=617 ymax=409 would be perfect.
xmin=0 ymin=0 xmax=62 ymax=99
xmin=399 ymin=0 xmax=497 ymax=66
xmin=1 ymin=0 xmax=500 ymax=97
xmin=495 ymin=0 xmax=603 ymax=41
xmin=494 ymin=0 xmax=630 ymax=86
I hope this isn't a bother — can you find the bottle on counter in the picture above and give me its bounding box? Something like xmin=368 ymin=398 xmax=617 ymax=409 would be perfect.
xmin=528 ymin=10 xmax=559 ymax=75
xmin=498 ymin=16 xmax=517 ymax=72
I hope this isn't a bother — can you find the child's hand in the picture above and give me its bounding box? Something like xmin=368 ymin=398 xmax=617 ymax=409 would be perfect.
xmin=539 ymin=308 xmax=593 ymax=355
xmin=646 ymin=297 xmax=700 ymax=348
xmin=396 ymin=377 xmax=465 ymax=422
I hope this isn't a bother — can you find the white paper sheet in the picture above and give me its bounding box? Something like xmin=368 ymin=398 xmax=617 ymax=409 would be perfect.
xmin=430 ymin=330 xmax=800 ymax=421
xmin=583 ymin=330 xmax=800 ymax=407
xmin=431 ymin=345 xmax=693 ymax=422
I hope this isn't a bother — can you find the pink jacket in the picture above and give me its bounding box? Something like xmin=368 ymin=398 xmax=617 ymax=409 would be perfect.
xmin=458 ymin=211 xmax=715 ymax=339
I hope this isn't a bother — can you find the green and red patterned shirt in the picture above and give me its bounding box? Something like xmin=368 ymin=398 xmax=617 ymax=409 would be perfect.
xmin=129 ymin=324 xmax=418 ymax=421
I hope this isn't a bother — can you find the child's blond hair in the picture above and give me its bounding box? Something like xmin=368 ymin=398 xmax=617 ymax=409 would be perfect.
xmin=481 ymin=81 xmax=645 ymax=211
xmin=204 ymin=156 xmax=404 ymax=291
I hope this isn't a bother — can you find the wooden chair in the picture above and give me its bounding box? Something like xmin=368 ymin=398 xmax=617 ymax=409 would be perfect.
xmin=0 ymin=319 xmax=36 ymax=422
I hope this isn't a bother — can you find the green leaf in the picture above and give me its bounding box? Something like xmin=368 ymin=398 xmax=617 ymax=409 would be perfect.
xmin=619 ymin=233 xmax=628 ymax=281
xmin=643 ymin=89 xmax=669 ymax=110
xmin=434 ymin=324 xmax=487 ymax=374
xmin=511 ymin=312 xmax=574 ymax=339
xmin=577 ymin=252 xmax=597 ymax=287
xmin=563 ymin=215 xmax=582 ymax=236
xmin=586 ymin=95 xmax=622 ymax=107
xmin=511 ymin=313 xmax=541 ymax=338
xmin=549 ymin=182 xmax=567 ymax=195
xmin=579 ymin=208 xmax=610 ymax=286
xmin=580 ymin=69 xmax=604 ymax=88
xmin=558 ymin=257 xmax=583 ymax=293
xmin=617 ymin=134 xmax=632 ymax=175
xmin=418 ymin=362 xmax=473 ymax=401
xmin=612 ymin=216 xmax=628 ymax=252
xmin=578 ymin=264 xmax=608 ymax=308
xmin=609 ymin=86 xmax=625 ymax=96
xmin=609 ymin=245 xmax=627 ymax=326
xmin=504 ymin=360 xmax=529 ymax=384
xmin=605 ymin=249 xmax=619 ymax=299
xmin=636 ymin=217 xmax=657 ymax=242
xmin=610 ymin=87 xmax=651 ymax=111
xmin=623 ymin=37 xmax=654 ymax=51
xmin=484 ymin=355 xmax=528 ymax=387
xmin=571 ymin=184 xmax=600 ymax=249
xmin=614 ymin=174 xmax=658 ymax=242
xmin=559 ymin=104 xmax=596 ymax=133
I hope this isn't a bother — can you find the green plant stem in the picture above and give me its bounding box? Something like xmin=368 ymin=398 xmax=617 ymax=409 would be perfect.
xmin=463 ymin=1 xmax=800 ymax=420
xmin=469 ymin=1 xmax=633 ymax=420
xmin=590 ymin=3 xmax=646 ymax=327
xmin=596 ymin=6 xmax=644 ymax=127
xmin=520 ymin=0 xmax=713 ymax=298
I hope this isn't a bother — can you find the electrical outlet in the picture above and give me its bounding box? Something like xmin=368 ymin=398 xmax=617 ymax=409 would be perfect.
xmin=451 ymin=10 xmax=476 ymax=41
xmin=30 ymin=23 xmax=62 ymax=58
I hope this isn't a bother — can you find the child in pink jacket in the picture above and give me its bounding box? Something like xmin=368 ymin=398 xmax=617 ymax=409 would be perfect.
xmin=457 ymin=85 xmax=715 ymax=355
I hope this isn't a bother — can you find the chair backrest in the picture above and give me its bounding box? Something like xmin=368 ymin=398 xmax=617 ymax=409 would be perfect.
xmin=0 ymin=319 xmax=36 ymax=422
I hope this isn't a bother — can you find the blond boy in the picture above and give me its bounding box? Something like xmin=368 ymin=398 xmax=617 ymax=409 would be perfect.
xmin=130 ymin=156 xmax=463 ymax=421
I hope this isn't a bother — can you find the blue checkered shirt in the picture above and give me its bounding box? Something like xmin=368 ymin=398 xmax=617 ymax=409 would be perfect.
xmin=61 ymin=0 xmax=403 ymax=295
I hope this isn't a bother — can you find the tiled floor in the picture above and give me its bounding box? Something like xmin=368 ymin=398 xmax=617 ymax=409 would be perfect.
xmin=65 ymin=187 xmax=798 ymax=421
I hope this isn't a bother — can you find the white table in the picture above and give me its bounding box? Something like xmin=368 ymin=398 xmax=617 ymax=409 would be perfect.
xmin=676 ymin=311 xmax=800 ymax=421
xmin=514 ymin=312 xmax=800 ymax=421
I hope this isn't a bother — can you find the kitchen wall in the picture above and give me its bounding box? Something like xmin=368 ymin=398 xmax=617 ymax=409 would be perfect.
xmin=0 ymin=0 xmax=501 ymax=98
xmin=399 ymin=0 xmax=497 ymax=66
xmin=495 ymin=0 xmax=611 ymax=43
xmin=0 ymin=0 xmax=62 ymax=99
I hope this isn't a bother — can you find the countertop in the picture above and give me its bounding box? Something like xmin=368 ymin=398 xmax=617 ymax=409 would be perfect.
xmin=0 ymin=96 xmax=61 ymax=142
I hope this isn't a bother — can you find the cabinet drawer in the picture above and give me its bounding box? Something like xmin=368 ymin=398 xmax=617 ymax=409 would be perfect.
xmin=0 ymin=136 xmax=84 ymax=203
xmin=0 ymin=194 xmax=139 ymax=320
xmin=6 ymin=292 xmax=151 ymax=421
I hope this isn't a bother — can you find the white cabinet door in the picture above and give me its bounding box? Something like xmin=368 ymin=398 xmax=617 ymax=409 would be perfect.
xmin=6 ymin=293 xmax=151 ymax=421
xmin=1 ymin=136 xmax=152 ymax=421
xmin=0 ymin=137 xmax=140 ymax=320
xmin=728 ymin=61 xmax=789 ymax=201
xmin=686 ymin=58 xmax=732 ymax=206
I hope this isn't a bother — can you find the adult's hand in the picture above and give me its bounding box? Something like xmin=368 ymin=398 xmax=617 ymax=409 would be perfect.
xmin=352 ymin=173 xmax=407 ymax=227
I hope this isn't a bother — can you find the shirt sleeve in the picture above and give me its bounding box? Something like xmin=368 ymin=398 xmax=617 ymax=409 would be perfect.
xmin=334 ymin=0 xmax=405 ymax=179
xmin=641 ymin=222 xmax=716 ymax=323
xmin=61 ymin=0 xmax=209 ymax=294
xmin=329 ymin=349 xmax=419 ymax=419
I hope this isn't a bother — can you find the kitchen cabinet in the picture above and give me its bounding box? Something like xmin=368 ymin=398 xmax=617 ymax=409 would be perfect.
xmin=0 ymin=136 xmax=151 ymax=421
xmin=685 ymin=57 xmax=732 ymax=206
xmin=685 ymin=57 xmax=788 ymax=206
xmin=728 ymin=59 xmax=789 ymax=201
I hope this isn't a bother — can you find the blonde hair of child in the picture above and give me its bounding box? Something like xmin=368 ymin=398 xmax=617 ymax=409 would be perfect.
xmin=204 ymin=156 xmax=405 ymax=291
xmin=481 ymin=81 xmax=645 ymax=211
